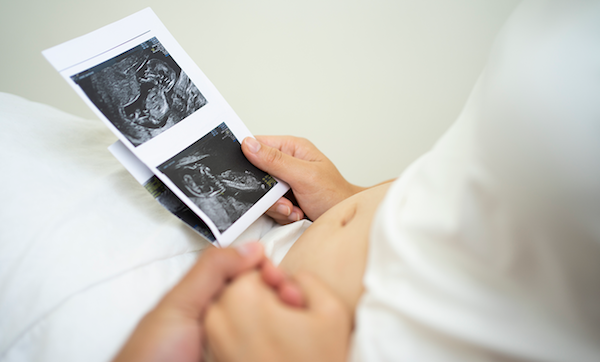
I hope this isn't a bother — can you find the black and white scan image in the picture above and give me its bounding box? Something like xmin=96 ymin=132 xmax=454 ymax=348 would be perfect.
xmin=71 ymin=37 xmax=207 ymax=146
xmin=158 ymin=123 xmax=277 ymax=232
xmin=144 ymin=175 xmax=216 ymax=242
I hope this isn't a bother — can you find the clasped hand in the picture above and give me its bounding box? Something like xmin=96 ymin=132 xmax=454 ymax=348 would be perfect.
xmin=112 ymin=136 xmax=364 ymax=362
xmin=112 ymin=243 xmax=351 ymax=362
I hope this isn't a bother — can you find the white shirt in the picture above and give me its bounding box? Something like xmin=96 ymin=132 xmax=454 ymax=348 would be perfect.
xmin=351 ymin=1 xmax=600 ymax=361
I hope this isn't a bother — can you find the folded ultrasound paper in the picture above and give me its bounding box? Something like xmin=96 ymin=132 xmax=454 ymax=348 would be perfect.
xmin=43 ymin=8 xmax=289 ymax=247
xmin=109 ymin=140 xmax=218 ymax=244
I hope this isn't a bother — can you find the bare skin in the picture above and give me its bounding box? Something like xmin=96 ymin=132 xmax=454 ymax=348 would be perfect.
xmin=242 ymin=135 xmax=393 ymax=313
xmin=203 ymin=183 xmax=392 ymax=362
xmin=112 ymin=135 xmax=392 ymax=362
xmin=241 ymin=136 xmax=367 ymax=224
xmin=279 ymin=182 xmax=392 ymax=314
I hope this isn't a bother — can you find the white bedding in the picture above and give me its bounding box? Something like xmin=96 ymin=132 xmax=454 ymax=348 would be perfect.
xmin=0 ymin=92 xmax=310 ymax=362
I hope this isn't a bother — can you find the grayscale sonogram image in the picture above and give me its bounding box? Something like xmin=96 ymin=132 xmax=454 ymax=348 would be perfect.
xmin=72 ymin=37 xmax=207 ymax=146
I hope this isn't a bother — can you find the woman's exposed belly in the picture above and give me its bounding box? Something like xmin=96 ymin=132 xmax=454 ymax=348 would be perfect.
xmin=279 ymin=183 xmax=392 ymax=314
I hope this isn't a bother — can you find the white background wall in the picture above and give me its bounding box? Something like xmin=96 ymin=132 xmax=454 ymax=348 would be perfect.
xmin=0 ymin=0 xmax=520 ymax=186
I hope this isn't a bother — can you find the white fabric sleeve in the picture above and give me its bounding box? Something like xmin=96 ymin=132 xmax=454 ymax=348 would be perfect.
xmin=351 ymin=1 xmax=600 ymax=361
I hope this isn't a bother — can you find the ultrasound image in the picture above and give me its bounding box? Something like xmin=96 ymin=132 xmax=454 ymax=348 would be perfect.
xmin=72 ymin=37 xmax=207 ymax=146
xmin=144 ymin=175 xmax=216 ymax=242
xmin=158 ymin=123 xmax=277 ymax=232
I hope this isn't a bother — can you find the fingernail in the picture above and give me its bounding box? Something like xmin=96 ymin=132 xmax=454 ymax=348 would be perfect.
xmin=245 ymin=137 xmax=261 ymax=154
xmin=236 ymin=242 xmax=261 ymax=256
xmin=289 ymin=211 xmax=302 ymax=222
xmin=276 ymin=204 xmax=291 ymax=216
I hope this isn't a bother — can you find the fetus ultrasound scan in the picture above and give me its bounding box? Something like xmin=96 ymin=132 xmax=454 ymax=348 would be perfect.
xmin=158 ymin=123 xmax=277 ymax=232
xmin=144 ymin=175 xmax=216 ymax=242
xmin=72 ymin=37 xmax=207 ymax=146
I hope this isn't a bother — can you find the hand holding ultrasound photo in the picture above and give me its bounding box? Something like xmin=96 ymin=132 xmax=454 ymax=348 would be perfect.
xmin=43 ymin=8 xmax=289 ymax=247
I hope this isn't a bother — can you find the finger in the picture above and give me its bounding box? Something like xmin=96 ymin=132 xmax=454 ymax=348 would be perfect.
xmin=260 ymin=258 xmax=286 ymax=288
xmin=266 ymin=202 xmax=304 ymax=224
xmin=267 ymin=214 xmax=296 ymax=225
xmin=266 ymin=198 xmax=293 ymax=218
xmin=161 ymin=243 xmax=265 ymax=318
xmin=289 ymin=206 xmax=304 ymax=222
xmin=254 ymin=135 xmax=322 ymax=163
xmin=265 ymin=209 xmax=296 ymax=225
xmin=242 ymin=137 xmax=311 ymax=185
xmin=260 ymin=260 xmax=306 ymax=308
xmin=254 ymin=135 xmax=309 ymax=158
xmin=294 ymin=272 xmax=349 ymax=317
xmin=278 ymin=281 xmax=306 ymax=308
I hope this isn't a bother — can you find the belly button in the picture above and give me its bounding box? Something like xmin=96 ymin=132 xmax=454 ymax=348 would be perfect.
xmin=341 ymin=204 xmax=358 ymax=227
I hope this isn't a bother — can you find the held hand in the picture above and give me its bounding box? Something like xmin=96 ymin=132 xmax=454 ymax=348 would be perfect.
xmin=205 ymin=271 xmax=352 ymax=362
xmin=242 ymin=136 xmax=365 ymax=223
xmin=111 ymin=243 xmax=266 ymax=362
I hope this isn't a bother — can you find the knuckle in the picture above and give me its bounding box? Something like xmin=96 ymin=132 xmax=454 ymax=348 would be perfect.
xmin=264 ymin=146 xmax=284 ymax=165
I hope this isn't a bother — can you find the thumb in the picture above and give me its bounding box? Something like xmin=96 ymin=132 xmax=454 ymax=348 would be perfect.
xmin=162 ymin=243 xmax=265 ymax=317
xmin=242 ymin=137 xmax=306 ymax=185
xmin=294 ymin=272 xmax=350 ymax=318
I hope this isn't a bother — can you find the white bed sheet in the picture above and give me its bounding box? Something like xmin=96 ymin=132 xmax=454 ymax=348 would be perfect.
xmin=0 ymin=92 xmax=310 ymax=362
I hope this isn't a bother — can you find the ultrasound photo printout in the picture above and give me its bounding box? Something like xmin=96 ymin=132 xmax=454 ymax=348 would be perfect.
xmin=144 ymin=175 xmax=216 ymax=242
xmin=71 ymin=37 xmax=207 ymax=147
xmin=44 ymin=8 xmax=291 ymax=246
xmin=108 ymin=140 xmax=216 ymax=243
xmin=158 ymin=123 xmax=278 ymax=232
